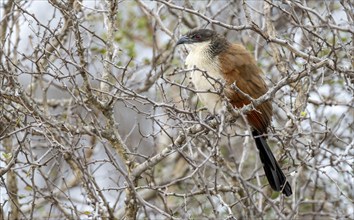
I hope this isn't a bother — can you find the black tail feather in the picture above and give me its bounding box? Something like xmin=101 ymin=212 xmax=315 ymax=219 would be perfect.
xmin=252 ymin=130 xmax=292 ymax=196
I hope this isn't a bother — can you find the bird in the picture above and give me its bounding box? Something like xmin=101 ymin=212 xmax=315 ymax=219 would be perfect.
xmin=176 ymin=29 xmax=292 ymax=196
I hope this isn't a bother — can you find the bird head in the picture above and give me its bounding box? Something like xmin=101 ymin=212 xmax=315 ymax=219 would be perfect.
xmin=176 ymin=29 xmax=217 ymax=46
xmin=176 ymin=29 xmax=228 ymax=57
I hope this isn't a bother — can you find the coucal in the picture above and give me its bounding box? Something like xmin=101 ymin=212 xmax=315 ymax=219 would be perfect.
xmin=176 ymin=29 xmax=292 ymax=196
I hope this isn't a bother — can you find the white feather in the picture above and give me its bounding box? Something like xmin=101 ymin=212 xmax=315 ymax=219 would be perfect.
xmin=185 ymin=41 xmax=224 ymax=113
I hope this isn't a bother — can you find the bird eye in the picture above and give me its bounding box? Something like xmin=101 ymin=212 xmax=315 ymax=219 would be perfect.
xmin=192 ymin=34 xmax=201 ymax=40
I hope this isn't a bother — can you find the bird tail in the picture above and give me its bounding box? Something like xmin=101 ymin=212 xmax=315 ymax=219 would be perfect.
xmin=252 ymin=130 xmax=292 ymax=196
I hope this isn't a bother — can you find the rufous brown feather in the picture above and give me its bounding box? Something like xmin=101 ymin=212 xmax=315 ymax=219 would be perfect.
xmin=177 ymin=29 xmax=292 ymax=196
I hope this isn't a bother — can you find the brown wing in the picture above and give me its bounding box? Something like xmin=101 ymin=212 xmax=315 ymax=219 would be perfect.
xmin=219 ymin=44 xmax=272 ymax=133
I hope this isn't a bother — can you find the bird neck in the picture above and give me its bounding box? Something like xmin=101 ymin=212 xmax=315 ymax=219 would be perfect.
xmin=209 ymin=36 xmax=229 ymax=57
xmin=185 ymin=40 xmax=214 ymax=69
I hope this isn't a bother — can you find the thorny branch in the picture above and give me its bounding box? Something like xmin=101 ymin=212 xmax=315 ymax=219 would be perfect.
xmin=0 ymin=0 xmax=353 ymax=219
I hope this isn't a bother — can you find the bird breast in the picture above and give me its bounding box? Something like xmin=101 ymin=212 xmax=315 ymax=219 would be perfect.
xmin=185 ymin=42 xmax=224 ymax=114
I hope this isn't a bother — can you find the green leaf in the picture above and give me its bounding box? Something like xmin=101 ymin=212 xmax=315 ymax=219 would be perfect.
xmin=24 ymin=185 xmax=33 ymax=191
xmin=2 ymin=152 xmax=12 ymax=160
xmin=18 ymin=194 xmax=26 ymax=199
xmin=82 ymin=211 xmax=91 ymax=215
xmin=270 ymin=191 xmax=280 ymax=199
xmin=300 ymin=111 xmax=307 ymax=117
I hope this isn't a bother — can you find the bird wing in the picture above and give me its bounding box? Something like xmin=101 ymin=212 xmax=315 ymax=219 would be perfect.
xmin=219 ymin=43 xmax=273 ymax=133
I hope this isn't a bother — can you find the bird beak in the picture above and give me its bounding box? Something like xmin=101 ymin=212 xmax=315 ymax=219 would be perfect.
xmin=176 ymin=36 xmax=190 ymax=46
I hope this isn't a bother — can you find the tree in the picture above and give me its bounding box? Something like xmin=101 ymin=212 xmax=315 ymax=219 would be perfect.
xmin=0 ymin=0 xmax=353 ymax=219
